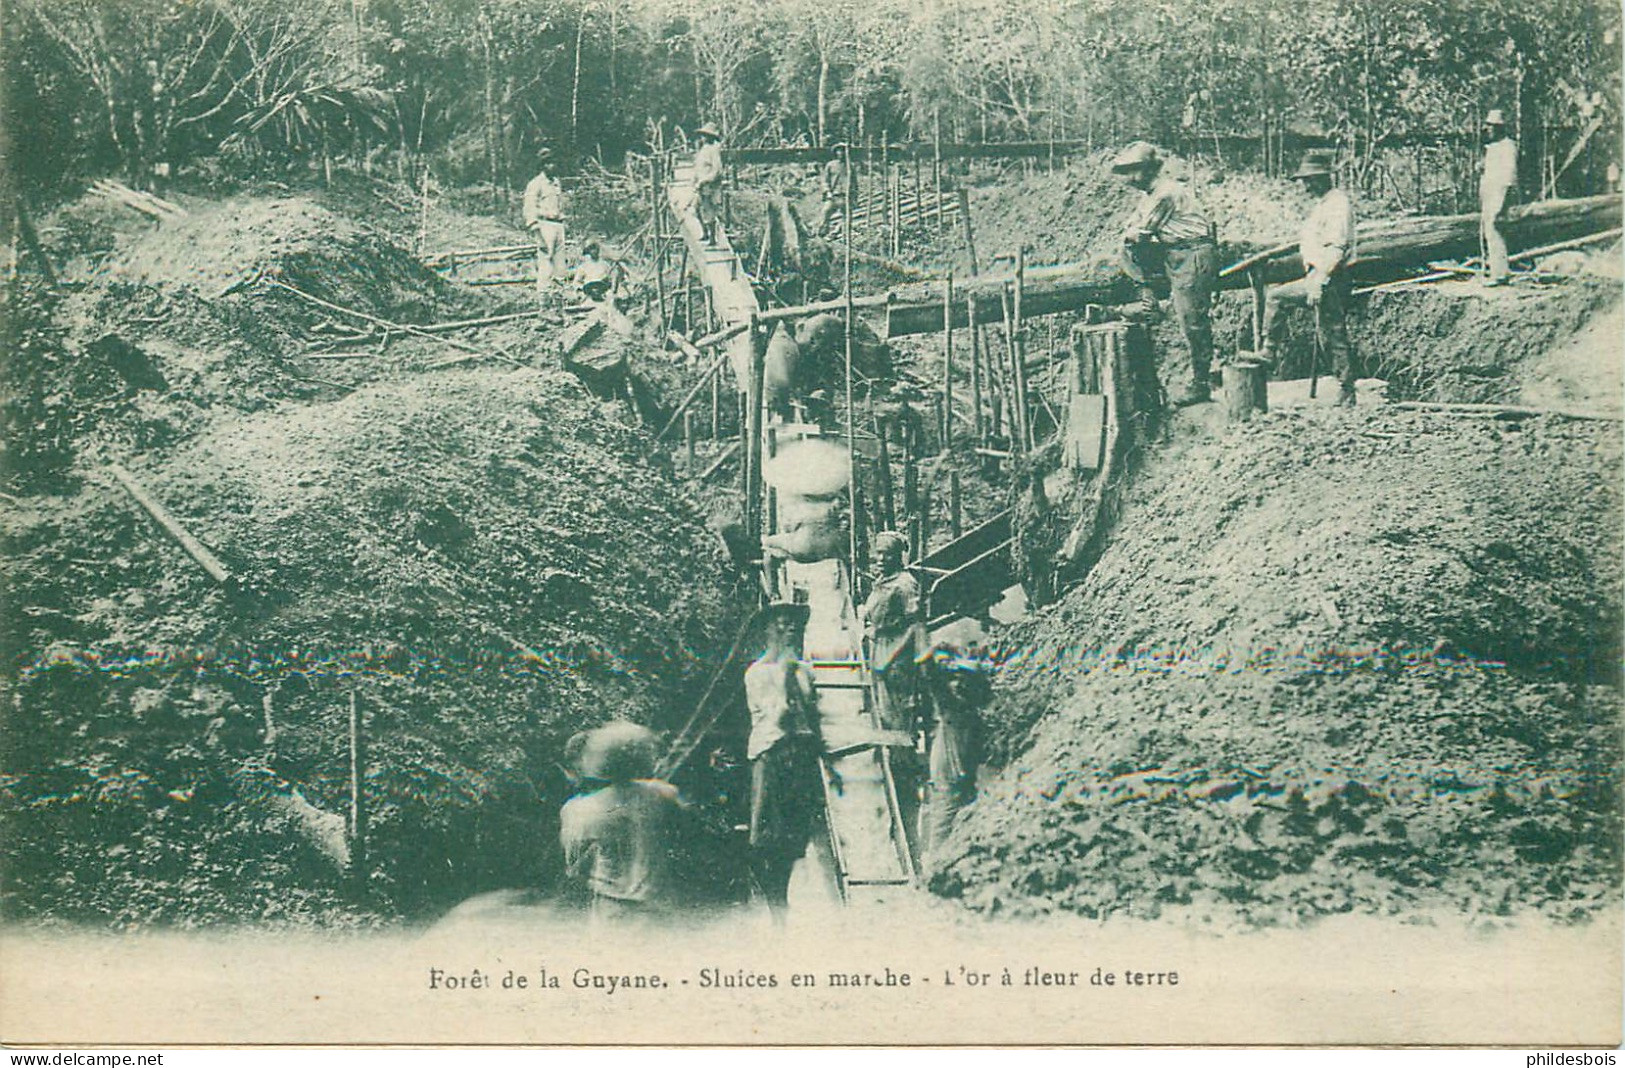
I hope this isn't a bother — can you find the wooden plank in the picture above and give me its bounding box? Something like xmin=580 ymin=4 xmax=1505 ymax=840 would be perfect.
xmin=1066 ymin=394 xmax=1107 ymax=471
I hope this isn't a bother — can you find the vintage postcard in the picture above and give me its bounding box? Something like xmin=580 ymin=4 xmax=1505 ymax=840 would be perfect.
xmin=2 ymin=0 xmax=1621 ymax=1047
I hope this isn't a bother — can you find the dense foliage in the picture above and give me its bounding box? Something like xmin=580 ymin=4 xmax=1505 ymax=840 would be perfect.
xmin=5 ymin=0 xmax=1620 ymax=199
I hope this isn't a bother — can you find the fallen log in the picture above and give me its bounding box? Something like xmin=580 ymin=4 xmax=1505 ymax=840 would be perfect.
xmin=877 ymin=195 xmax=1621 ymax=337
xmin=107 ymin=463 xmax=232 ymax=583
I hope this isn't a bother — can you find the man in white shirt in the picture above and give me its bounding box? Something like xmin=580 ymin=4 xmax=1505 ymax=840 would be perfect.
xmin=743 ymin=602 xmax=828 ymax=920
xmin=1261 ymin=150 xmax=1359 ymax=406
xmin=693 ymin=123 xmax=724 ymax=245
xmin=1480 ymin=110 xmax=1518 ymax=286
xmin=522 ymin=148 xmax=566 ymax=298
xmin=1112 ymin=141 xmax=1221 ymax=406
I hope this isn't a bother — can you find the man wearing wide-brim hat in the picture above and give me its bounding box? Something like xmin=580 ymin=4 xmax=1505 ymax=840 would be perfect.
xmin=1260 ymin=150 xmax=1360 ymax=406
xmin=1480 ymin=109 xmax=1518 ymax=286
xmin=558 ymin=720 xmax=686 ymax=922
xmin=692 ymin=122 xmax=725 ymax=245
xmin=742 ymin=600 xmax=828 ymax=920
xmin=1110 ymin=140 xmax=1222 ymax=407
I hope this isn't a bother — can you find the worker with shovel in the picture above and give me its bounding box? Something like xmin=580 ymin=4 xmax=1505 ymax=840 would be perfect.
xmin=1260 ymin=150 xmax=1359 ymax=406
xmin=1111 ymin=141 xmax=1220 ymax=407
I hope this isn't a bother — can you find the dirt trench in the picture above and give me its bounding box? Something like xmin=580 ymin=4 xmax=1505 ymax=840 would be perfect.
xmin=1 ymin=183 xmax=751 ymax=927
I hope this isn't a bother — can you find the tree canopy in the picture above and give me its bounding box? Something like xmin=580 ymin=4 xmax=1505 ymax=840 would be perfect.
xmin=5 ymin=0 xmax=1619 ymax=197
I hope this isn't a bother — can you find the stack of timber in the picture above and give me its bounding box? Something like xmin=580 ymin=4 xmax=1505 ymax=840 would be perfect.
xmin=89 ymin=179 xmax=187 ymax=222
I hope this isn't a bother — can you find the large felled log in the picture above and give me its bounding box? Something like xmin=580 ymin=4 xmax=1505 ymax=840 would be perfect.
xmin=876 ymin=195 xmax=1621 ymax=337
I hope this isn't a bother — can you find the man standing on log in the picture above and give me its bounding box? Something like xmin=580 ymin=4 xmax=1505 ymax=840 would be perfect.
xmin=743 ymin=602 xmax=829 ymax=921
xmin=1480 ymin=110 xmax=1518 ymax=287
xmin=1111 ymin=141 xmax=1221 ymax=407
xmin=522 ymin=148 xmax=566 ymax=300
xmin=693 ymin=123 xmax=725 ymax=245
xmin=1260 ymin=150 xmax=1359 ymax=407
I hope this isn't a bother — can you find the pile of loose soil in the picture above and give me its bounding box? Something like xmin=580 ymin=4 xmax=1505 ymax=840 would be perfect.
xmin=1355 ymin=275 xmax=1623 ymax=405
xmin=938 ymin=402 xmax=1622 ymax=926
xmin=954 ymin=151 xmax=1312 ymax=273
xmin=2 ymin=177 xmax=749 ymax=926
xmin=2 ymin=364 xmax=738 ymax=925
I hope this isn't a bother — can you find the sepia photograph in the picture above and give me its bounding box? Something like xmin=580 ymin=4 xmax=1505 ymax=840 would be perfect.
xmin=1 ymin=0 xmax=1621 ymax=1048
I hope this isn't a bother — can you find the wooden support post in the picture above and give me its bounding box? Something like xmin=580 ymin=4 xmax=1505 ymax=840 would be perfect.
xmin=968 ymin=293 xmax=984 ymax=445
xmin=897 ymin=164 xmax=910 ymax=260
xmin=997 ymin=285 xmax=1018 ymax=448
xmin=684 ymin=410 xmax=696 ymax=475
xmin=933 ymin=115 xmax=945 ymax=241
xmin=942 ymin=272 xmax=954 ymax=451
xmin=877 ymin=418 xmax=897 ymax=530
xmin=843 ymin=142 xmax=860 ymax=603
xmin=918 ymin=473 xmax=932 ymax=561
xmin=958 ymin=188 xmax=977 ymax=270
xmin=738 ymin=391 xmax=749 ymax=498
xmin=746 ymin=316 xmax=765 ymax=543
xmin=680 ymin=244 xmax=694 ymax=332
xmin=1248 ymin=268 xmax=1267 ymax=352
xmin=912 ymin=155 xmax=924 ymax=228
xmin=710 ymin=365 xmax=721 ymax=439
xmin=902 ymin=408 xmax=919 ymax=559
xmin=1222 ymin=359 xmax=1268 ymax=423
xmin=348 ymin=689 xmax=365 ymax=881
xmin=949 ymin=468 xmax=962 ymax=539
xmin=1014 ymin=249 xmax=1031 ymax=453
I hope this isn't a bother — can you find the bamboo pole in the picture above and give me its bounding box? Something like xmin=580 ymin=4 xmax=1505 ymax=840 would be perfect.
xmin=1014 ymin=249 xmax=1031 ymax=453
xmin=969 ymin=292 xmax=984 ymax=445
xmin=949 ymin=469 xmax=962 ymax=539
xmin=843 ymin=143 xmax=859 ymax=603
xmin=349 ymin=690 xmax=365 ymax=880
xmin=746 ymin=316 xmax=765 ymax=545
xmin=650 ymin=157 xmax=668 ymax=333
xmin=942 ymin=272 xmax=954 ymax=450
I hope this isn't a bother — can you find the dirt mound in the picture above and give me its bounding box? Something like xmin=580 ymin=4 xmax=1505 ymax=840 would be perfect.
xmin=939 ymin=403 xmax=1622 ymax=926
xmin=1 ymin=364 xmax=742 ymax=925
xmin=107 ymin=195 xmax=455 ymax=312
xmin=1353 ymin=277 xmax=1621 ymax=405
xmin=957 ymin=151 xmax=1310 ymax=271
